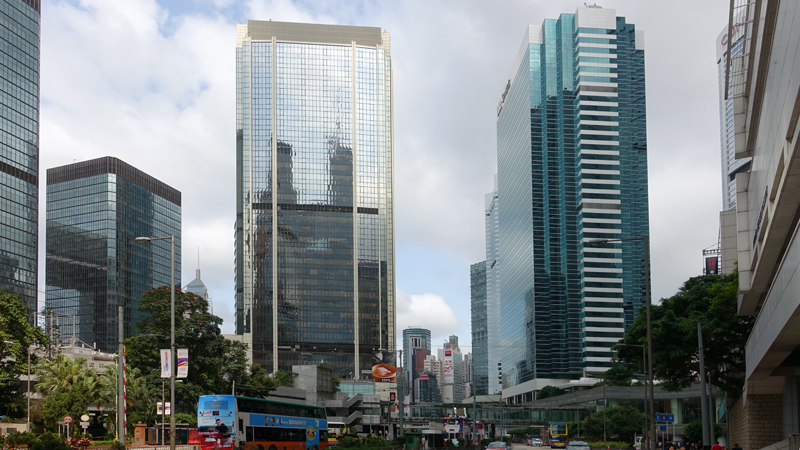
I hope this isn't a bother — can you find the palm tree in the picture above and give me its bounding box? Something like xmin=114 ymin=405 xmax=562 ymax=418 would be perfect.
xmin=34 ymin=354 xmax=95 ymax=396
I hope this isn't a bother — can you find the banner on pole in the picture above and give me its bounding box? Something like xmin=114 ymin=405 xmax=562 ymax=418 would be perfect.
xmin=177 ymin=349 xmax=188 ymax=378
xmin=160 ymin=349 xmax=171 ymax=378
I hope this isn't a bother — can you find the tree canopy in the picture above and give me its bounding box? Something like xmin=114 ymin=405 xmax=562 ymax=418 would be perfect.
xmin=125 ymin=287 xmax=256 ymax=413
xmin=0 ymin=291 xmax=48 ymax=418
xmin=615 ymin=271 xmax=752 ymax=397
xmin=581 ymin=405 xmax=644 ymax=443
xmin=537 ymin=385 xmax=565 ymax=400
xmin=602 ymin=366 xmax=635 ymax=387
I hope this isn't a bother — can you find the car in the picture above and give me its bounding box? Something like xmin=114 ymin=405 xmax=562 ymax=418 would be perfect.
xmin=566 ymin=441 xmax=590 ymax=450
xmin=487 ymin=442 xmax=510 ymax=450
xmin=532 ymin=438 xmax=543 ymax=446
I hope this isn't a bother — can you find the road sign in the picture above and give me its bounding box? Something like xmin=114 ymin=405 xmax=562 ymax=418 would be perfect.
xmin=659 ymin=425 xmax=667 ymax=431
xmin=64 ymin=416 xmax=73 ymax=424
xmin=655 ymin=413 xmax=674 ymax=423
xmin=80 ymin=414 xmax=90 ymax=422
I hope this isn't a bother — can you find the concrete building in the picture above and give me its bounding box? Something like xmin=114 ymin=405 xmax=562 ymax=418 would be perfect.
xmin=438 ymin=336 xmax=463 ymax=404
xmin=0 ymin=0 xmax=40 ymax=323
xmin=234 ymin=21 xmax=396 ymax=377
xmin=496 ymin=6 xmax=649 ymax=398
xmin=722 ymin=0 xmax=800 ymax=448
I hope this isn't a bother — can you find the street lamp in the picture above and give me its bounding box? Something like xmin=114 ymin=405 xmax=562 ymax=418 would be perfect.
xmin=586 ymin=236 xmax=654 ymax=450
xmin=616 ymin=343 xmax=647 ymax=449
xmin=135 ymin=235 xmax=176 ymax=450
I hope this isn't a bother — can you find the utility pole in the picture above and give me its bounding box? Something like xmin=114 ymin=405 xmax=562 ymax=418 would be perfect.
xmin=698 ymin=323 xmax=710 ymax=450
xmin=117 ymin=302 xmax=125 ymax=444
xmin=398 ymin=349 xmax=404 ymax=438
xmin=471 ymin=363 xmax=476 ymax=447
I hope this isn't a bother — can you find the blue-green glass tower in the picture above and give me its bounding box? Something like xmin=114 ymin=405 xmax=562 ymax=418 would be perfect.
xmin=470 ymin=261 xmax=488 ymax=394
xmin=0 ymin=0 xmax=39 ymax=323
xmin=496 ymin=6 xmax=648 ymax=388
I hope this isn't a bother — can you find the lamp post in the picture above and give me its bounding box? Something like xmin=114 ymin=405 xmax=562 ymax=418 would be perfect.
xmin=586 ymin=237 xmax=653 ymax=450
xmin=135 ymin=235 xmax=176 ymax=450
xmin=617 ymin=343 xmax=647 ymax=449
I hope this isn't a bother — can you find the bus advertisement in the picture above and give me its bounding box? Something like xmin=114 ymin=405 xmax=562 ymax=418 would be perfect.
xmin=198 ymin=395 xmax=329 ymax=450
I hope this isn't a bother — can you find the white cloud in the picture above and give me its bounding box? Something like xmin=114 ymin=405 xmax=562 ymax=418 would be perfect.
xmin=396 ymin=290 xmax=461 ymax=347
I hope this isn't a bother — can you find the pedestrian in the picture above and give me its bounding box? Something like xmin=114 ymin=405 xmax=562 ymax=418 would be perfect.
xmin=712 ymin=442 xmax=723 ymax=450
xmin=732 ymin=444 xmax=742 ymax=450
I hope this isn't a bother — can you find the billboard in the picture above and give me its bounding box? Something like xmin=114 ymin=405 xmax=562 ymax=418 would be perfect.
xmin=705 ymin=256 xmax=719 ymax=275
xmin=372 ymin=351 xmax=396 ymax=382
xmin=443 ymin=349 xmax=454 ymax=384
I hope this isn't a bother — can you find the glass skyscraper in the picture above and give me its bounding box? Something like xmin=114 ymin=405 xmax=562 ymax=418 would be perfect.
xmin=470 ymin=261 xmax=488 ymax=395
xmin=485 ymin=176 xmax=501 ymax=393
xmin=0 ymin=0 xmax=39 ymax=323
xmin=45 ymin=157 xmax=181 ymax=352
xmin=496 ymin=6 xmax=649 ymax=390
xmin=235 ymin=21 xmax=395 ymax=377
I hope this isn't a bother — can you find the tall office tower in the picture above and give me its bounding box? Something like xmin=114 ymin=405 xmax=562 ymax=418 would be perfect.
xmin=485 ymin=176 xmax=501 ymax=393
xmin=402 ymin=327 xmax=431 ymax=399
xmin=0 ymin=0 xmax=40 ymax=323
xmin=438 ymin=335 xmax=463 ymax=403
xmin=469 ymin=261 xmax=488 ymax=394
xmin=235 ymin=21 xmax=395 ymax=377
xmin=716 ymin=24 xmax=749 ymax=211
xmin=496 ymin=6 xmax=649 ymax=394
xmin=46 ymin=157 xmax=181 ymax=352
xmin=184 ymin=267 xmax=211 ymax=314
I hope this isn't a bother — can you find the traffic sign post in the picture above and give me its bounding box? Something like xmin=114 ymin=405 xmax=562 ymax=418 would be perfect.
xmin=80 ymin=414 xmax=90 ymax=434
xmin=64 ymin=416 xmax=72 ymax=437
xmin=654 ymin=414 xmax=674 ymax=423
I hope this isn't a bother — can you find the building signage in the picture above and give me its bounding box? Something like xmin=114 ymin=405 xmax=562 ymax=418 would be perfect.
xmin=443 ymin=349 xmax=454 ymax=384
xmin=372 ymin=350 xmax=397 ymax=383
xmin=705 ymin=256 xmax=719 ymax=275
xmin=655 ymin=413 xmax=674 ymax=423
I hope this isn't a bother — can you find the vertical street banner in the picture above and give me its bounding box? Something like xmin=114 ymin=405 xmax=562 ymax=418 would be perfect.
xmin=177 ymin=349 xmax=188 ymax=378
xmin=160 ymin=349 xmax=171 ymax=378
xmin=443 ymin=349 xmax=454 ymax=384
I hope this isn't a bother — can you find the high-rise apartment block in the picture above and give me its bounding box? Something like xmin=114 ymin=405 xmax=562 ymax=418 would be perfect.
xmin=234 ymin=21 xmax=395 ymax=377
xmin=46 ymin=157 xmax=181 ymax=352
xmin=0 ymin=0 xmax=40 ymax=322
xmin=496 ymin=6 xmax=649 ymax=396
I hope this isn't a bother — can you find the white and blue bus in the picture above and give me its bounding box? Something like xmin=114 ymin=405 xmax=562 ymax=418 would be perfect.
xmin=198 ymin=395 xmax=329 ymax=450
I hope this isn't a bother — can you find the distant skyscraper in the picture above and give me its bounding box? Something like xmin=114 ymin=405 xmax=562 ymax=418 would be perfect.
xmin=403 ymin=326 xmax=431 ymax=399
xmin=184 ymin=267 xmax=211 ymax=314
xmin=485 ymin=176 xmax=501 ymax=393
xmin=46 ymin=157 xmax=181 ymax=352
xmin=496 ymin=6 xmax=649 ymax=391
xmin=438 ymin=335 xmax=463 ymax=403
xmin=716 ymin=24 xmax=749 ymax=211
xmin=470 ymin=261 xmax=488 ymax=395
xmin=0 ymin=0 xmax=40 ymax=323
xmin=234 ymin=21 xmax=395 ymax=377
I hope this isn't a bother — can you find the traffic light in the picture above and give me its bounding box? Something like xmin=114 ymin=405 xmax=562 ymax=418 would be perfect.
xmin=390 ymin=392 xmax=396 ymax=402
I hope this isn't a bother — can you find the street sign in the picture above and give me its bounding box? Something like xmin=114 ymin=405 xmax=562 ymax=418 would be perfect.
xmin=80 ymin=422 xmax=90 ymax=427
xmin=655 ymin=413 xmax=674 ymax=422
xmin=659 ymin=425 xmax=667 ymax=431
xmin=64 ymin=416 xmax=73 ymax=424
xmin=80 ymin=415 xmax=90 ymax=422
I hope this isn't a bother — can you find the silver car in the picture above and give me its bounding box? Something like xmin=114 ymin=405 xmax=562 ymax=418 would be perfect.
xmin=487 ymin=442 xmax=510 ymax=450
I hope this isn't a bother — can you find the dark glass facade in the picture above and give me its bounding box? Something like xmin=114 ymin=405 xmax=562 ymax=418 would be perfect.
xmin=497 ymin=7 xmax=649 ymax=388
xmin=0 ymin=0 xmax=39 ymax=323
xmin=470 ymin=261 xmax=488 ymax=394
xmin=235 ymin=21 xmax=394 ymax=377
xmin=45 ymin=157 xmax=181 ymax=352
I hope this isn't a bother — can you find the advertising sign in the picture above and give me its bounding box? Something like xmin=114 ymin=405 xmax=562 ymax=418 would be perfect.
xmin=160 ymin=349 xmax=171 ymax=378
xmin=198 ymin=396 xmax=236 ymax=450
xmin=157 ymin=402 xmax=171 ymax=415
xmin=177 ymin=349 xmax=188 ymax=378
xmin=705 ymin=256 xmax=719 ymax=275
xmin=372 ymin=350 xmax=397 ymax=383
xmin=443 ymin=349 xmax=454 ymax=384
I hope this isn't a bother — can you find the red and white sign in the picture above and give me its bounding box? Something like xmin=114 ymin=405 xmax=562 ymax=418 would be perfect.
xmin=64 ymin=416 xmax=73 ymax=424
xmin=443 ymin=350 xmax=454 ymax=384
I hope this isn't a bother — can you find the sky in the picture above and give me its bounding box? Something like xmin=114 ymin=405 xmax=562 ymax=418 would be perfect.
xmin=38 ymin=0 xmax=731 ymax=354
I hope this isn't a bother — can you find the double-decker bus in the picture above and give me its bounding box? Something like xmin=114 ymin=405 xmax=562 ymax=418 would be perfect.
xmin=548 ymin=423 xmax=568 ymax=448
xmin=198 ymin=395 xmax=329 ymax=450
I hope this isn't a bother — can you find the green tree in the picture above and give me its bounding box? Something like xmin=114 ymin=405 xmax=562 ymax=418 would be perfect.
xmin=125 ymin=287 xmax=250 ymax=414
xmin=232 ymin=364 xmax=280 ymax=398
xmin=42 ymin=381 xmax=92 ymax=432
xmin=274 ymin=369 xmax=295 ymax=387
xmin=682 ymin=420 xmax=722 ymax=442
xmin=581 ymin=405 xmax=644 ymax=443
xmin=602 ymin=366 xmax=635 ymax=387
xmin=537 ymin=385 xmax=565 ymax=400
xmin=615 ymin=271 xmax=752 ymax=397
xmin=0 ymin=291 xmax=48 ymax=418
